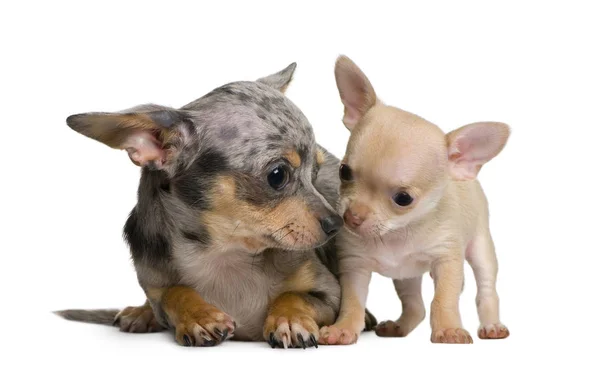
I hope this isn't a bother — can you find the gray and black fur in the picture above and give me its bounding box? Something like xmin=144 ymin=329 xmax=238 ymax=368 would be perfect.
xmin=56 ymin=62 xmax=375 ymax=347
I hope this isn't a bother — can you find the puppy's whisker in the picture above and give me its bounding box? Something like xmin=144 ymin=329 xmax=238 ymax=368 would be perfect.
xmin=371 ymin=235 xmax=378 ymax=249
xmin=377 ymin=232 xmax=388 ymax=251
xmin=379 ymin=224 xmax=403 ymax=235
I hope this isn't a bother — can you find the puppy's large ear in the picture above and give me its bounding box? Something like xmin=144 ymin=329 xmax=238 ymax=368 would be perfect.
xmin=334 ymin=55 xmax=377 ymax=131
xmin=257 ymin=62 xmax=297 ymax=93
xmin=66 ymin=106 xmax=191 ymax=170
xmin=446 ymin=122 xmax=510 ymax=180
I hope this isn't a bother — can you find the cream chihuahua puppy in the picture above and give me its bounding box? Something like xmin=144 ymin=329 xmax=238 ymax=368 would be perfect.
xmin=319 ymin=56 xmax=510 ymax=344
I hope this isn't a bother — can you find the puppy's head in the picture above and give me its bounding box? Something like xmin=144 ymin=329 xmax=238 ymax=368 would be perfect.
xmin=333 ymin=55 xmax=510 ymax=237
xmin=67 ymin=63 xmax=342 ymax=252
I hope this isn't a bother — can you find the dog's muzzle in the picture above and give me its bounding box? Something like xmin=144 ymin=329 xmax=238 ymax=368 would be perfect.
xmin=320 ymin=215 xmax=343 ymax=236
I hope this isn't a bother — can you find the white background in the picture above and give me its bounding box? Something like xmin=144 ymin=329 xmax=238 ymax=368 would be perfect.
xmin=2 ymin=1 xmax=599 ymax=372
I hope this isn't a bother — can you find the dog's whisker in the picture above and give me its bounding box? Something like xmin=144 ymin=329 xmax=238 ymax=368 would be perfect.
xmin=270 ymin=223 xmax=292 ymax=239
xmin=229 ymin=221 xmax=241 ymax=239
xmin=280 ymin=229 xmax=294 ymax=241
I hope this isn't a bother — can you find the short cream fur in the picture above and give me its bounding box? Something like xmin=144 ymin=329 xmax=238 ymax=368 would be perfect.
xmin=319 ymin=55 xmax=510 ymax=344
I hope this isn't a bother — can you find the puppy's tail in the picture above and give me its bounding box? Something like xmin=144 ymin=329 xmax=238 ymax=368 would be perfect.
xmin=53 ymin=309 xmax=120 ymax=326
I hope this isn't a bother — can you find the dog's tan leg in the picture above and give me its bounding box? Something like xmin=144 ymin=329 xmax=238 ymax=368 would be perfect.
xmin=152 ymin=286 xmax=236 ymax=347
xmin=430 ymin=258 xmax=473 ymax=343
xmin=319 ymin=270 xmax=371 ymax=345
xmin=375 ymin=276 xmax=426 ymax=337
xmin=466 ymin=233 xmax=510 ymax=339
xmin=114 ymin=300 xmax=164 ymax=333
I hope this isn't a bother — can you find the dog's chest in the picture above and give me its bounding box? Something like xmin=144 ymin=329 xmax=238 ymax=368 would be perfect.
xmin=174 ymin=246 xmax=273 ymax=340
xmin=369 ymin=235 xmax=432 ymax=279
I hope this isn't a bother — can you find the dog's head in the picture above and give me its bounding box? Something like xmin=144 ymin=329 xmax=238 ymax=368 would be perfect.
xmin=332 ymin=55 xmax=510 ymax=237
xmin=67 ymin=63 xmax=342 ymax=252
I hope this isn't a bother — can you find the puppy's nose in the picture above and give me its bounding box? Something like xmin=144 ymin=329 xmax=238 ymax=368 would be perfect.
xmin=320 ymin=215 xmax=343 ymax=236
xmin=343 ymin=209 xmax=364 ymax=228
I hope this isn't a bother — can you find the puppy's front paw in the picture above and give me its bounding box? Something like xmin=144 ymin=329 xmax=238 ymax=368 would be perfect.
xmin=318 ymin=325 xmax=358 ymax=345
xmin=115 ymin=305 xmax=164 ymax=333
xmin=478 ymin=323 xmax=509 ymax=339
xmin=375 ymin=320 xmax=412 ymax=338
xmin=175 ymin=305 xmax=236 ymax=347
xmin=431 ymin=328 xmax=473 ymax=344
xmin=264 ymin=315 xmax=319 ymax=349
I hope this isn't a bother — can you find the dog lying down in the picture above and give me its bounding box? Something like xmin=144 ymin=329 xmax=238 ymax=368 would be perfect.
xmin=55 ymin=63 xmax=376 ymax=348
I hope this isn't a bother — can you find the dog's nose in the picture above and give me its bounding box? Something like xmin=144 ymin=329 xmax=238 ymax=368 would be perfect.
xmin=343 ymin=209 xmax=364 ymax=228
xmin=320 ymin=215 xmax=343 ymax=236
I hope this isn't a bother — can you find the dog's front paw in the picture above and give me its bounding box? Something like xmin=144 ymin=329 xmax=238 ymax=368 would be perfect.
xmin=364 ymin=309 xmax=378 ymax=331
xmin=264 ymin=315 xmax=319 ymax=349
xmin=115 ymin=305 xmax=164 ymax=333
xmin=478 ymin=323 xmax=509 ymax=339
xmin=175 ymin=305 xmax=236 ymax=347
xmin=431 ymin=328 xmax=473 ymax=344
xmin=318 ymin=324 xmax=359 ymax=345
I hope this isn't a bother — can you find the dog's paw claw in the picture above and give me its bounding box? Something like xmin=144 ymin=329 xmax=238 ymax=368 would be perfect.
xmin=264 ymin=315 xmax=319 ymax=349
xmin=297 ymin=333 xmax=307 ymax=349
xmin=174 ymin=308 xmax=236 ymax=347
xmin=478 ymin=323 xmax=509 ymax=339
xmin=213 ymin=327 xmax=230 ymax=342
xmin=431 ymin=328 xmax=473 ymax=344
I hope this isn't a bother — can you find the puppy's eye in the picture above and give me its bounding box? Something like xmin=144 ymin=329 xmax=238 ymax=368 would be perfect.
xmin=268 ymin=166 xmax=289 ymax=190
xmin=393 ymin=192 xmax=413 ymax=206
xmin=339 ymin=164 xmax=353 ymax=181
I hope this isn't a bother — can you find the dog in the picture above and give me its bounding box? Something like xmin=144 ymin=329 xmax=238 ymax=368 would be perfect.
xmin=318 ymin=55 xmax=511 ymax=345
xmin=55 ymin=62 xmax=377 ymax=348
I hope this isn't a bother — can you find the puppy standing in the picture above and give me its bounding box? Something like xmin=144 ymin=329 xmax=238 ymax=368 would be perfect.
xmin=319 ymin=56 xmax=511 ymax=344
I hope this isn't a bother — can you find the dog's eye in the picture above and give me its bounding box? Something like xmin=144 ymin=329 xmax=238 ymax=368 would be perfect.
xmin=339 ymin=164 xmax=353 ymax=181
xmin=393 ymin=192 xmax=413 ymax=206
xmin=268 ymin=166 xmax=289 ymax=190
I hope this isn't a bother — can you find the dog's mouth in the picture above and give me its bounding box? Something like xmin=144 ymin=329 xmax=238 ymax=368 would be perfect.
xmin=266 ymin=223 xmax=332 ymax=251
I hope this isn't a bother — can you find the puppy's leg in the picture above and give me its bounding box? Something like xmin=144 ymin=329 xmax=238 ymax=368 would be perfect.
xmin=319 ymin=270 xmax=372 ymax=345
xmin=114 ymin=300 xmax=164 ymax=333
xmin=430 ymin=258 xmax=473 ymax=344
xmin=149 ymin=286 xmax=236 ymax=347
xmin=466 ymin=233 xmax=510 ymax=339
xmin=375 ymin=276 xmax=425 ymax=337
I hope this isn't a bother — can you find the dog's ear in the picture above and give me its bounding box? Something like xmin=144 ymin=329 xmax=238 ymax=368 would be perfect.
xmin=66 ymin=106 xmax=191 ymax=170
xmin=257 ymin=62 xmax=297 ymax=93
xmin=446 ymin=122 xmax=510 ymax=180
xmin=334 ymin=55 xmax=377 ymax=131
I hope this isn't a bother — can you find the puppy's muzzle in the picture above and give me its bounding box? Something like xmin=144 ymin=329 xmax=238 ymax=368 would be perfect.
xmin=343 ymin=209 xmax=365 ymax=229
xmin=320 ymin=215 xmax=343 ymax=236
